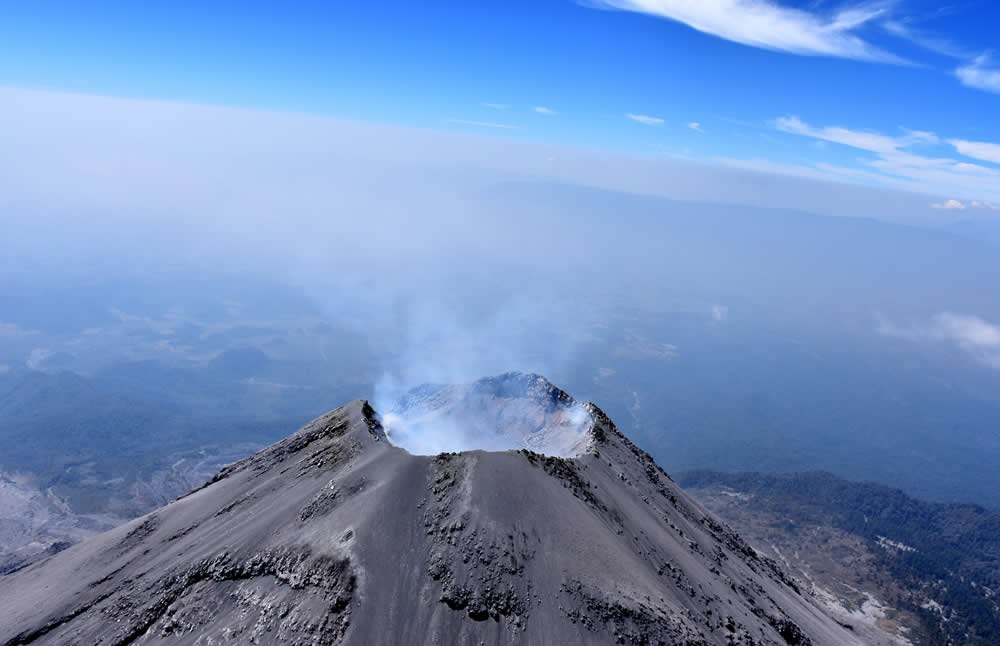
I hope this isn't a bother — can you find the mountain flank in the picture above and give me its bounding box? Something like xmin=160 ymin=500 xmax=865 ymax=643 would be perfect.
xmin=678 ymin=470 xmax=1000 ymax=645
xmin=1 ymin=374 xmax=867 ymax=645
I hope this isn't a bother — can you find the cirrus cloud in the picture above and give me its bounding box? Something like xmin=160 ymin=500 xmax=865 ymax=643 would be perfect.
xmin=587 ymin=0 xmax=906 ymax=63
xmin=774 ymin=115 xmax=938 ymax=154
xmin=448 ymin=119 xmax=518 ymax=129
xmin=950 ymin=138 xmax=1000 ymax=165
xmin=626 ymin=113 xmax=664 ymax=125
xmin=772 ymin=116 xmax=1000 ymax=204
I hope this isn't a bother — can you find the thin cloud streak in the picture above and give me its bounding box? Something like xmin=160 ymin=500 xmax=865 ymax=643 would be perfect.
xmin=950 ymin=138 xmax=1000 ymax=165
xmin=534 ymin=106 xmax=557 ymax=115
xmin=775 ymin=115 xmax=938 ymax=154
xmin=930 ymin=199 xmax=1000 ymax=210
xmin=626 ymin=113 xmax=664 ymax=125
xmin=448 ymin=119 xmax=518 ymax=129
xmin=882 ymin=20 xmax=971 ymax=59
xmin=772 ymin=115 xmax=1000 ymax=203
xmin=588 ymin=0 xmax=906 ymax=63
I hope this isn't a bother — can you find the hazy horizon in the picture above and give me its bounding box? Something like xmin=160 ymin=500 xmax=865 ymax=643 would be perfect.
xmin=4 ymin=92 xmax=1000 ymax=507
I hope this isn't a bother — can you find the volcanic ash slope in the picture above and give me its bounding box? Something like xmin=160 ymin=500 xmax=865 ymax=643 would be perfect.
xmin=0 ymin=373 xmax=862 ymax=646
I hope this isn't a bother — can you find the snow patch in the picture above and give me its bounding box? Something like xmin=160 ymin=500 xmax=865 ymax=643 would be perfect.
xmin=876 ymin=536 xmax=917 ymax=553
xmin=718 ymin=488 xmax=752 ymax=502
xmin=812 ymin=585 xmax=913 ymax=646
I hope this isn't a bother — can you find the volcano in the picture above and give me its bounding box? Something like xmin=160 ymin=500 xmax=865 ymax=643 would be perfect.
xmin=0 ymin=373 xmax=864 ymax=645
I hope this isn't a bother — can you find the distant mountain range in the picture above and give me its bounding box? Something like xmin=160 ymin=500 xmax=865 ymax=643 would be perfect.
xmin=679 ymin=470 xmax=1000 ymax=645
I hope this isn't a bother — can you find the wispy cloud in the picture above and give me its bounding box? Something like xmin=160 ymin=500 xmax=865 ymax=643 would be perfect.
xmin=950 ymin=138 xmax=1000 ymax=165
xmin=26 ymin=348 xmax=53 ymax=370
xmin=713 ymin=155 xmax=848 ymax=182
xmin=956 ymin=54 xmax=1000 ymax=94
xmin=879 ymin=313 xmax=1000 ymax=369
xmin=626 ymin=113 xmax=664 ymax=125
xmin=773 ymin=116 xmax=1000 ymax=203
xmin=0 ymin=321 xmax=40 ymax=338
xmin=587 ymin=0 xmax=905 ymax=63
xmin=688 ymin=122 xmax=703 ymax=132
xmin=775 ymin=115 xmax=938 ymax=154
xmin=534 ymin=106 xmax=557 ymax=115
xmin=931 ymin=199 xmax=965 ymax=210
xmin=448 ymin=119 xmax=518 ymax=129
xmin=882 ymin=20 xmax=970 ymax=59
xmin=482 ymin=103 xmax=508 ymax=110
xmin=880 ymin=23 xmax=1000 ymax=96
xmin=931 ymin=199 xmax=1000 ymax=210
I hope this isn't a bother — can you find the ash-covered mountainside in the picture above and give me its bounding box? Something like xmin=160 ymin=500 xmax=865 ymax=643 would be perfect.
xmin=0 ymin=373 xmax=863 ymax=646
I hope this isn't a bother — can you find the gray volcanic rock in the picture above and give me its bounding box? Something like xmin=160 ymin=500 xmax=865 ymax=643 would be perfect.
xmin=0 ymin=374 xmax=863 ymax=645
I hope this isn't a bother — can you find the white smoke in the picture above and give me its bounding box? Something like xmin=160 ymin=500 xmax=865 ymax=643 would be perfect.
xmin=26 ymin=348 xmax=53 ymax=371
xmin=378 ymin=374 xmax=594 ymax=457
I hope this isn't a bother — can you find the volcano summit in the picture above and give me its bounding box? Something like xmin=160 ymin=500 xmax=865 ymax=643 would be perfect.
xmin=0 ymin=373 xmax=866 ymax=645
xmin=382 ymin=373 xmax=593 ymax=457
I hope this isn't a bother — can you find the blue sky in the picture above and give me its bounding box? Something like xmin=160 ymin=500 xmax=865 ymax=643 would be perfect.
xmin=3 ymin=0 xmax=1000 ymax=207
